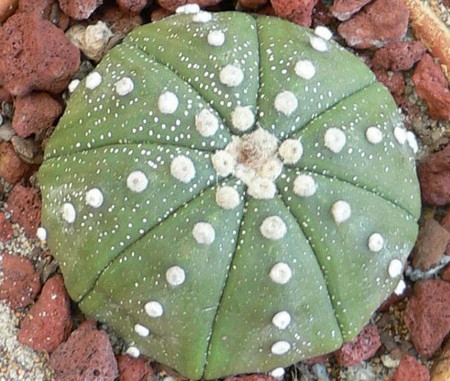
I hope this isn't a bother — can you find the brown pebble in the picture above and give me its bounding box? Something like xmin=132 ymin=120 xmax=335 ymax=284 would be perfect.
xmin=270 ymin=0 xmax=319 ymax=26
xmin=116 ymin=0 xmax=148 ymax=14
xmin=441 ymin=208 xmax=450 ymax=255
xmin=0 ymin=141 xmax=31 ymax=184
xmin=7 ymin=184 xmax=41 ymax=238
xmin=92 ymin=4 xmax=143 ymax=36
xmin=0 ymin=211 xmax=13 ymax=242
xmin=0 ymin=0 xmax=18 ymax=22
xmin=371 ymin=41 xmax=426 ymax=71
xmin=59 ymin=0 xmax=103 ymax=19
xmin=389 ymin=355 xmax=430 ymax=381
xmin=432 ymin=339 xmax=450 ymax=381
xmin=330 ymin=0 xmax=371 ymax=21
xmin=117 ymin=354 xmax=154 ymax=381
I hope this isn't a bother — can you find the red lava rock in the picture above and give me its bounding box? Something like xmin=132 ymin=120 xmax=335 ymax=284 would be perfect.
xmin=225 ymin=375 xmax=277 ymax=381
xmin=389 ymin=355 xmax=430 ymax=381
xmin=303 ymin=352 xmax=330 ymax=365
xmin=241 ymin=0 xmax=268 ymax=9
xmin=117 ymin=355 xmax=154 ymax=381
xmin=12 ymin=92 xmax=63 ymax=138
xmin=0 ymin=253 xmax=41 ymax=309
xmin=441 ymin=264 xmax=450 ymax=282
xmin=158 ymin=0 xmax=222 ymax=12
xmin=334 ymin=323 xmax=381 ymax=366
xmin=312 ymin=0 xmax=334 ymax=26
xmin=0 ymin=0 xmax=18 ymax=22
xmin=418 ymin=144 xmax=450 ymax=206
xmin=371 ymin=41 xmax=426 ymax=71
xmin=93 ymin=4 xmax=142 ymax=35
xmin=58 ymin=0 xmax=102 ymax=19
xmin=330 ymin=0 xmax=371 ymax=21
xmin=374 ymin=69 xmax=405 ymax=103
xmin=0 ymin=87 xmax=12 ymax=103
xmin=270 ymin=0 xmax=319 ymax=26
xmin=404 ymin=279 xmax=450 ymax=358
xmin=150 ymin=6 xmax=172 ymax=21
xmin=7 ymin=184 xmax=41 ymax=238
xmin=442 ymin=208 xmax=450 ymax=255
xmin=50 ymin=319 xmax=119 ymax=381
xmin=0 ymin=212 xmax=13 ymax=242
xmin=0 ymin=141 xmax=31 ymax=184
xmin=116 ymin=0 xmax=147 ymax=14
xmin=17 ymin=275 xmax=72 ymax=353
xmin=337 ymin=0 xmax=409 ymax=49
xmin=413 ymin=54 xmax=450 ymax=120
xmin=18 ymin=0 xmax=54 ymax=16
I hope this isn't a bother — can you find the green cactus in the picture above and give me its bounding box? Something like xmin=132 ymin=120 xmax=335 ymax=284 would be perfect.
xmin=38 ymin=7 xmax=420 ymax=380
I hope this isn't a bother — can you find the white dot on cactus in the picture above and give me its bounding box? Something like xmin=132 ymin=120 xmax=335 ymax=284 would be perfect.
xmin=219 ymin=64 xmax=244 ymax=87
xmin=368 ymin=233 xmax=384 ymax=252
xmin=36 ymin=227 xmax=47 ymax=241
xmin=85 ymin=71 xmax=102 ymax=90
xmin=324 ymin=127 xmax=346 ymax=153
xmin=231 ymin=106 xmax=255 ymax=131
xmin=115 ymin=77 xmax=134 ymax=96
xmin=216 ymin=186 xmax=240 ymax=209
xmin=406 ymin=131 xmax=418 ymax=153
xmin=274 ymin=91 xmax=298 ymax=116
xmin=293 ymin=174 xmax=317 ymax=197
xmin=195 ymin=109 xmax=219 ymax=137
xmin=394 ymin=127 xmax=407 ymax=144
xmin=175 ymin=3 xmax=200 ymax=14
xmin=394 ymin=279 xmax=406 ymax=295
xmin=158 ymin=91 xmax=179 ymax=114
xmin=212 ymin=150 xmax=235 ymax=177
xmin=271 ymin=340 xmax=291 ymax=355
xmin=272 ymin=311 xmax=291 ymax=329
xmin=145 ymin=301 xmax=164 ymax=317
xmin=126 ymin=346 xmax=140 ymax=358
xmin=366 ymin=126 xmax=383 ymax=144
xmin=192 ymin=222 xmax=215 ymax=245
xmin=126 ymin=171 xmax=148 ymax=193
xmin=207 ymin=30 xmax=225 ymax=47
xmin=166 ymin=266 xmax=186 ymax=286
xmin=260 ymin=216 xmax=287 ymax=241
xmin=193 ymin=10 xmax=212 ymax=23
xmin=331 ymin=200 xmax=351 ymax=223
xmin=310 ymin=36 xmax=328 ymax=52
xmin=259 ymin=158 xmax=283 ymax=181
xmin=247 ymin=177 xmax=276 ymax=199
xmin=294 ymin=60 xmax=316 ymax=80
xmin=170 ymin=155 xmax=196 ymax=183
xmin=269 ymin=262 xmax=292 ymax=285
xmin=85 ymin=188 xmax=104 ymax=208
xmin=61 ymin=203 xmax=76 ymax=223
xmin=388 ymin=259 xmax=403 ymax=278
xmin=269 ymin=367 xmax=286 ymax=379
xmin=134 ymin=324 xmax=150 ymax=337
xmin=279 ymin=139 xmax=303 ymax=164
xmin=68 ymin=79 xmax=80 ymax=93
xmin=314 ymin=25 xmax=333 ymax=40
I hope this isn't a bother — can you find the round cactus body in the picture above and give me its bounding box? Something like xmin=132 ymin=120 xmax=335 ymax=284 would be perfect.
xmin=38 ymin=9 xmax=420 ymax=380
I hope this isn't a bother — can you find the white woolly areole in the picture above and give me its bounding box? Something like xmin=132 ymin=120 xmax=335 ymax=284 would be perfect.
xmin=158 ymin=91 xmax=179 ymax=114
xmin=258 ymin=158 xmax=283 ymax=181
xmin=207 ymin=30 xmax=225 ymax=47
xmin=406 ymin=131 xmax=418 ymax=153
xmin=145 ymin=301 xmax=163 ymax=317
xmin=219 ymin=64 xmax=244 ymax=87
xmin=134 ymin=324 xmax=149 ymax=337
xmin=195 ymin=109 xmax=219 ymax=137
xmin=212 ymin=150 xmax=235 ymax=177
xmin=115 ymin=77 xmax=134 ymax=96
xmin=274 ymin=91 xmax=298 ymax=116
xmin=310 ymin=36 xmax=328 ymax=52
xmin=394 ymin=279 xmax=406 ymax=295
xmin=331 ymin=200 xmax=351 ymax=223
xmin=126 ymin=346 xmax=140 ymax=358
xmin=366 ymin=126 xmax=383 ymax=144
xmin=247 ymin=177 xmax=276 ymax=199
xmin=294 ymin=60 xmax=316 ymax=80
xmin=175 ymin=3 xmax=200 ymax=14
xmin=271 ymin=341 xmax=291 ymax=355
xmin=68 ymin=79 xmax=80 ymax=93
xmin=269 ymin=262 xmax=292 ymax=285
xmin=192 ymin=222 xmax=215 ymax=245
xmin=272 ymin=311 xmax=291 ymax=330
xmin=314 ymin=25 xmax=333 ymax=40
xmin=294 ymin=174 xmax=317 ymax=197
xmin=192 ymin=10 xmax=212 ymax=23
xmin=270 ymin=368 xmax=286 ymax=379
xmin=170 ymin=155 xmax=196 ymax=183
xmin=231 ymin=106 xmax=255 ymax=131
xmin=388 ymin=259 xmax=403 ymax=278
xmin=62 ymin=203 xmax=76 ymax=223
xmin=166 ymin=266 xmax=186 ymax=286
xmin=324 ymin=127 xmax=346 ymax=153
xmin=216 ymin=186 xmax=240 ymax=210
xmin=260 ymin=216 xmax=287 ymax=241
xmin=127 ymin=171 xmax=148 ymax=193
xmin=36 ymin=227 xmax=47 ymax=241
xmin=85 ymin=71 xmax=102 ymax=90
xmin=394 ymin=127 xmax=407 ymax=144
xmin=368 ymin=233 xmax=384 ymax=252
xmin=85 ymin=188 xmax=104 ymax=208
xmin=279 ymin=139 xmax=303 ymax=164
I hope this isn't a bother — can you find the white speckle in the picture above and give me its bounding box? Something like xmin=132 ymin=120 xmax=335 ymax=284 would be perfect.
xmin=368 ymin=233 xmax=384 ymax=252
xmin=231 ymin=106 xmax=255 ymax=132
xmin=272 ymin=311 xmax=291 ymax=330
xmin=293 ymin=174 xmax=317 ymax=197
xmin=216 ymin=186 xmax=240 ymax=209
xmin=324 ymin=127 xmax=346 ymax=153
xmin=126 ymin=346 xmax=140 ymax=358
xmin=195 ymin=109 xmax=219 ymax=137
xmin=310 ymin=36 xmax=328 ymax=52
xmin=366 ymin=126 xmax=383 ymax=144
xmin=207 ymin=30 xmax=225 ymax=47
xmin=274 ymin=91 xmax=298 ymax=116
xmin=85 ymin=71 xmax=102 ymax=90
xmin=68 ymin=79 xmax=80 ymax=93
xmin=294 ymin=60 xmax=316 ymax=80
xmin=62 ymin=203 xmax=76 ymax=223
xmin=85 ymin=188 xmax=104 ymax=208
xmin=260 ymin=216 xmax=287 ymax=240
xmin=192 ymin=222 xmax=215 ymax=245
xmin=175 ymin=3 xmax=200 ymax=14
xmin=212 ymin=150 xmax=235 ymax=177
xmin=166 ymin=266 xmax=186 ymax=286
xmin=192 ymin=10 xmax=212 ymax=23
xmin=36 ymin=227 xmax=47 ymax=241
xmin=219 ymin=64 xmax=244 ymax=87
xmin=269 ymin=262 xmax=292 ymax=285
xmin=331 ymin=200 xmax=351 ymax=223
xmin=115 ymin=77 xmax=134 ymax=96
xmin=126 ymin=171 xmax=148 ymax=193
xmin=394 ymin=279 xmax=406 ymax=295
xmin=145 ymin=301 xmax=163 ymax=317
xmin=279 ymin=139 xmax=303 ymax=164
xmin=406 ymin=131 xmax=418 ymax=153
xmin=270 ymin=368 xmax=286 ymax=379
xmin=247 ymin=177 xmax=276 ymax=199
xmin=314 ymin=25 xmax=333 ymax=40
xmin=134 ymin=324 xmax=149 ymax=337
xmin=158 ymin=91 xmax=179 ymax=114
xmin=271 ymin=341 xmax=291 ymax=355
xmin=170 ymin=155 xmax=196 ymax=183
xmin=388 ymin=259 xmax=403 ymax=278
xmin=394 ymin=127 xmax=407 ymax=144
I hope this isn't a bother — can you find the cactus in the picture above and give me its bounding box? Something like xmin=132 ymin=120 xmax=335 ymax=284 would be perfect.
xmin=38 ymin=7 xmax=421 ymax=380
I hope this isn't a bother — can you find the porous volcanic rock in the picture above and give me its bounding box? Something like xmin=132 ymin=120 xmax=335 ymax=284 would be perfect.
xmin=270 ymin=0 xmax=319 ymax=26
xmin=0 ymin=141 xmax=31 ymax=184
xmin=0 ymin=212 xmax=13 ymax=242
xmin=330 ymin=0 xmax=372 ymax=21
xmin=371 ymin=41 xmax=426 ymax=71
xmin=58 ymin=0 xmax=102 ymax=19
xmin=7 ymin=184 xmax=41 ymax=238
xmin=117 ymin=354 xmax=154 ymax=381
xmin=389 ymin=355 xmax=430 ymax=381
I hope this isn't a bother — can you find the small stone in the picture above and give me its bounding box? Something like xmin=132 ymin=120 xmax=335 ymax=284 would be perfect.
xmin=116 ymin=0 xmax=147 ymax=15
xmin=59 ymin=0 xmax=103 ymax=19
xmin=431 ymin=340 xmax=450 ymax=381
xmin=374 ymin=70 xmax=406 ymax=104
xmin=389 ymin=355 xmax=430 ymax=381
xmin=371 ymin=41 xmax=426 ymax=71
xmin=7 ymin=184 xmax=41 ymax=238
xmin=270 ymin=0 xmax=319 ymax=27
xmin=0 ymin=212 xmax=13 ymax=242
xmin=116 ymin=354 xmax=154 ymax=381
xmin=0 ymin=141 xmax=31 ymax=184
xmin=331 ymin=0 xmax=372 ymax=21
